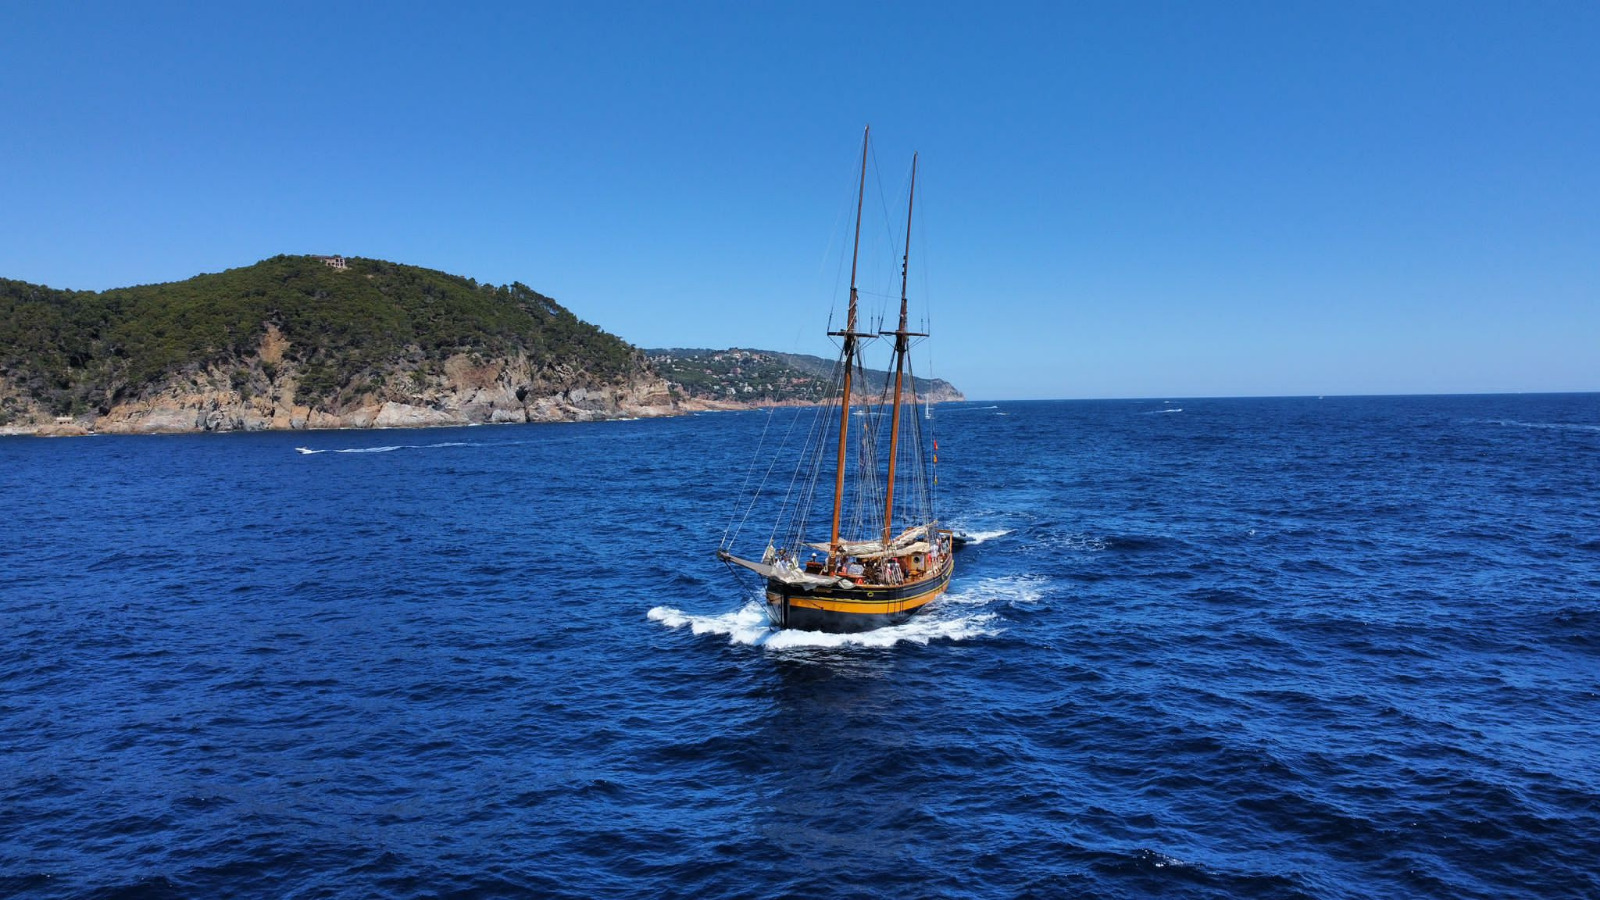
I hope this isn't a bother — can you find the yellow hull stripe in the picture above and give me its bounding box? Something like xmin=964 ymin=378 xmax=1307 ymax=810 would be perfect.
xmin=767 ymin=565 xmax=953 ymax=615
xmin=774 ymin=586 xmax=948 ymax=615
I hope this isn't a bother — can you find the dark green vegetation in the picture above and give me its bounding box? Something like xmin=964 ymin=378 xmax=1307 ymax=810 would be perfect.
xmin=0 ymin=256 xmax=642 ymax=421
xmin=647 ymin=348 xmax=961 ymax=405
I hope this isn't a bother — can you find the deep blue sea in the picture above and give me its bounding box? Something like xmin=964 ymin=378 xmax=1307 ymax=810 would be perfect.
xmin=3 ymin=394 xmax=1598 ymax=899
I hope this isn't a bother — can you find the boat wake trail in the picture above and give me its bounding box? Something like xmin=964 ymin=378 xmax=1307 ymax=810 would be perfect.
xmin=296 ymin=441 xmax=488 ymax=455
xmin=1480 ymin=419 xmax=1600 ymax=434
xmin=957 ymin=528 xmax=1014 ymax=544
xmin=942 ymin=574 xmax=1050 ymax=607
xmin=648 ymin=603 xmax=773 ymax=645
xmin=648 ymin=599 xmax=1000 ymax=650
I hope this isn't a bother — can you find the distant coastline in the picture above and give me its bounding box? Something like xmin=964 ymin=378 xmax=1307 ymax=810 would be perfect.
xmin=0 ymin=255 xmax=963 ymax=438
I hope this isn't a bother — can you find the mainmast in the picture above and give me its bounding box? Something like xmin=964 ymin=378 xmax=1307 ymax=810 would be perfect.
xmin=882 ymin=153 xmax=919 ymax=550
xmin=829 ymin=126 xmax=871 ymax=562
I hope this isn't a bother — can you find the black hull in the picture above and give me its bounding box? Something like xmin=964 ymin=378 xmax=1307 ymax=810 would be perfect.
xmin=764 ymin=556 xmax=954 ymax=633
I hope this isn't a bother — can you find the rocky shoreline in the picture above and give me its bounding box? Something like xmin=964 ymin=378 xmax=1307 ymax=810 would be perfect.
xmin=0 ymin=330 xmax=683 ymax=436
xmin=0 ymin=397 xmax=935 ymax=437
xmin=0 ymin=372 xmax=952 ymax=438
xmin=0 ymin=392 xmax=681 ymax=438
xmin=0 ymin=393 xmax=966 ymax=437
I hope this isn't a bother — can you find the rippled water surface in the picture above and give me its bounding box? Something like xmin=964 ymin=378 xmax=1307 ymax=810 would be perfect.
xmin=3 ymin=395 xmax=1598 ymax=899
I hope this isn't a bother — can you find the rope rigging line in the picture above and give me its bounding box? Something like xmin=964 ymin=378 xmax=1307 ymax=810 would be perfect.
xmin=906 ymin=353 xmax=935 ymax=518
xmin=777 ymin=353 xmax=847 ymax=554
xmin=734 ymin=401 xmax=815 ymax=553
xmin=775 ymin=380 xmax=835 ymax=551
xmin=722 ymin=392 xmax=787 ymax=550
xmin=849 ymin=351 xmax=889 ymax=542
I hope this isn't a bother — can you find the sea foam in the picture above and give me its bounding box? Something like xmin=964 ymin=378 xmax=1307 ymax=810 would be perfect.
xmin=649 ymin=598 xmax=1001 ymax=650
xmin=958 ymin=528 xmax=1014 ymax=544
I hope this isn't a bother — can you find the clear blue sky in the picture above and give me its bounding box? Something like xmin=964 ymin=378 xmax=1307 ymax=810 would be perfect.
xmin=3 ymin=2 xmax=1596 ymax=399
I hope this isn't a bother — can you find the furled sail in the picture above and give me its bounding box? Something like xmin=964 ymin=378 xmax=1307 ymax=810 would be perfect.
xmin=804 ymin=525 xmax=932 ymax=557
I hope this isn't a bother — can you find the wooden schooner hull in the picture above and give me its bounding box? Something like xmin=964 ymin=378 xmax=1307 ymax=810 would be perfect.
xmin=763 ymin=554 xmax=954 ymax=633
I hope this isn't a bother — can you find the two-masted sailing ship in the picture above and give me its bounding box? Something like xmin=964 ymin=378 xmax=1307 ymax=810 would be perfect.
xmin=717 ymin=128 xmax=955 ymax=633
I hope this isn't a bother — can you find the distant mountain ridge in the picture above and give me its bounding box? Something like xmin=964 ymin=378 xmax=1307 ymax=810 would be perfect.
xmin=646 ymin=347 xmax=964 ymax=406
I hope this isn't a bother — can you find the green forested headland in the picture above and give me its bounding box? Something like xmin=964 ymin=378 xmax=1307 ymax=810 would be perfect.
xmin=0 ymin=255 xmax=642 ymax=421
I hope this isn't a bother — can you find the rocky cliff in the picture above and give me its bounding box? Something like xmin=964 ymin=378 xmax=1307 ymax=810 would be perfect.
xmin=2 ymin=329 xmax=676 ymax=437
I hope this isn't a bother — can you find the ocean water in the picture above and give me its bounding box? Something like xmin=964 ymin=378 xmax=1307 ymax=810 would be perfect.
xmin=2 ymin=394 xmax=1598 ymax=899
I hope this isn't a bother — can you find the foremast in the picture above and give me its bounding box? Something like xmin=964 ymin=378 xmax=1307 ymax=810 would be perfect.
xmin=828 ymin=125 xmax=872 ymax=568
